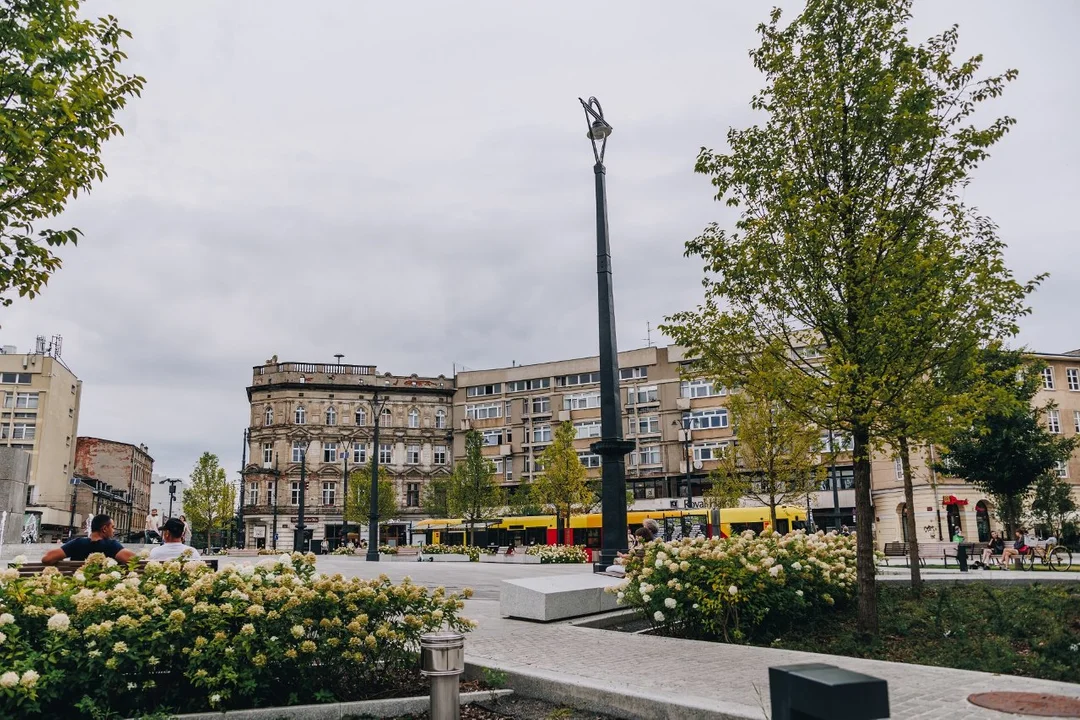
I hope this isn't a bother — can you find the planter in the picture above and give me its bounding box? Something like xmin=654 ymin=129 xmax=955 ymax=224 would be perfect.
xmin=127 ymin=689 xmax=513 ymax=720
xmin=417 ymin=553 xmax=472 ymax=562
xmin=480 ymin=554 xmax=542 ymax=564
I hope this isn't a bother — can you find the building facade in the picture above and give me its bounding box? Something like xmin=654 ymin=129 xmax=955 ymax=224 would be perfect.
xmin=0 ymin=342 xmax=82 ymax=542
xmin=74 ymin=438 xmax=154 ymax=537
xmin=242 ymin=359 xmax=454 ymax=551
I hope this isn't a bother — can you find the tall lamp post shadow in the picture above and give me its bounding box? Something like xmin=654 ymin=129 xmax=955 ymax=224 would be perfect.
xmin=579 ymin=96 xmax=635 ymax=572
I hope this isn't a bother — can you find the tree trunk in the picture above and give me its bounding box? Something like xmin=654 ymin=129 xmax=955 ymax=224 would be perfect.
xmin=852 ymin=422 xmax=879 ymax=636
xmin=898 ymin=436 xmax=922 ymax=593
xmin=769 ymin=494 xmax=777 ymax=534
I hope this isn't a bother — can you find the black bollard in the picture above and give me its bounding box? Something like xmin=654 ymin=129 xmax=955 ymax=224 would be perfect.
xmin=958 ymin=544 xmax=968 ymax=572
xmin=769 ymin=663 xmax=889 ymax=720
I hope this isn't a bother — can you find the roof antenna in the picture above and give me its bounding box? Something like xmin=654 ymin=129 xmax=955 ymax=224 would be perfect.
xmin=643 ymin=322 xmax=654 ymax=348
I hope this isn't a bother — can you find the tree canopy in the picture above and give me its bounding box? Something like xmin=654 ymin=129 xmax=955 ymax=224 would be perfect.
xmin=183 ymin=452 xmax=235 ymax=547
xmin=447 ymin=430 xmax=503 ymax=544
xmin=345 ymin=465 xmax=398 ymax=530
xmin=535 ymin=422 xmax=593 ymax=540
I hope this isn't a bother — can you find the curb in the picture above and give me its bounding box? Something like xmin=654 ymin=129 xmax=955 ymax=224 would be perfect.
xmin=132 ymin=689 xmax=513 ymax=719
xmin=464 ymin=660 xmax=760 ymax=720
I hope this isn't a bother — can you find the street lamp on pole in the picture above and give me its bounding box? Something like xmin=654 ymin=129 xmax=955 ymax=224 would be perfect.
xmin=341 ymin=440 xmax=349 ymax=549
xmin=367 ymin=388 xmax=390 ymax=561
xmin=579 ymin=96 xmax=635 ymax=572
xmin=237 ymin=428 xmax=248 ymax=549
xmin=157 ymin=477 xmax=184 ymax=520
xmin=675 ymin=415 xmax=700 ymax=509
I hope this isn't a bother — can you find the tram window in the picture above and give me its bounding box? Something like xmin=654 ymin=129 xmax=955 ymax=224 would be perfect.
xmin=572 ymin=529 xmax=586 ymax=546
xmin=526 ymin=527 xmax=548 ymax=546
xmin=776 ymin=519 xmax=790 ymax=534
xmin=586 ymin=528 xmax=601 ymax=548
xmin=792 ymin=520 xmax=807 ymax=531
xmin=730 ymin=522 xmax=765 ymax=535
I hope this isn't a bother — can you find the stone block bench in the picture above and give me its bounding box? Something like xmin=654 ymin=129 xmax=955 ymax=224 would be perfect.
xmin=501 ymin=573 xmax=623 ymax=622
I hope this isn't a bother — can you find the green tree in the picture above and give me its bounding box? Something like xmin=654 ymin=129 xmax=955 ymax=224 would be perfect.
xmin=535 ymin=422 xmax=593 ymax=543
xmin=662 ymin=0 xmax=1037 ymax=635
xmin=345 ymin=465 xmax=399 ymax=539
xmin=702 ymin=468 xmax=745 ymax=538
xmin=0 ymin=0 xmax=144 ymax=305
xmin=447 ymin=430 xmax=503 ymax=545
xmin=1028 ymin=473 xmax=1077 ymax=539
xmin=183 ymin=452 xmax=236 ymax=548
xmin=420 ymin=474 xmax=454 ymax=519
xmin=506 ymin=480 xmax=547 ymax=516
xmin=939 ymin=352 xmax=1078 ymax=533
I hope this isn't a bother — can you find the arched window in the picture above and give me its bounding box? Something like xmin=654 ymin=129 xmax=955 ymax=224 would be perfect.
xmin=408 ymin=408 xmax=420 ymax=428
xmin=355 ymin=407 xmax=367 ymax=426
xmin=264 ymin=406 xmax=273 ymax=426
xmin=294 ymin=405 xmax=306 ymax=425
xmin=381 ymin=407 xmax=392 ymax=427
xmin=325 ymin=406 xmax=337 ymax=426
xmin=435 ymin=409 xmax=446 ymax=430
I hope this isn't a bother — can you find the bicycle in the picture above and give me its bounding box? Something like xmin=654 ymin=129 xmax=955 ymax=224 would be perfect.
xmin=1021 ymin=538 xmax=1073 ymax=571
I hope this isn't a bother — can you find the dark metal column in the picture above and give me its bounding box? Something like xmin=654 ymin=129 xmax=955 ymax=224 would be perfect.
xmin=367 ymin=390 xmax=386 ymax=561
xmin=295 ymin=448 xmax=308 ymax=552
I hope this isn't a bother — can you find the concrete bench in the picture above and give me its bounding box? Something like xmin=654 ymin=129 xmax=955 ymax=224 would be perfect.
xmin=501 ymin=574 xmax=622 ymax=622
xmin=10 ymin=558 xmax=219 ymax=577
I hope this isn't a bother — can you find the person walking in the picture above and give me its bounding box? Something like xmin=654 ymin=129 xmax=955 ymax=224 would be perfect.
xmin=41 ymin=515 xmax=136 ymax=565
xmin=180 ymin=515 xmax=192 ymax=544
xmin=145 ymin=508 xmax=162 ymax=543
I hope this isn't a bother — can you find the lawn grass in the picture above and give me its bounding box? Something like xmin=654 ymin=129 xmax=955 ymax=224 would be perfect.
xmin=766 ymin=583 xmax=1080 ymax=682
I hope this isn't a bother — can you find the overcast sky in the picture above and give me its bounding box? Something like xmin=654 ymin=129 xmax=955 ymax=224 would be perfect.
xmin=2 ymin=1 xmax=1076 ymax=480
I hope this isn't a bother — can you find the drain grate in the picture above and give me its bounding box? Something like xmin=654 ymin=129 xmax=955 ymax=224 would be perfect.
xmin=968 ymin=692 xmax=1080 ymax=717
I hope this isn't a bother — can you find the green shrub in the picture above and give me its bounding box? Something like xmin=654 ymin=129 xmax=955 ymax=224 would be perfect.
xmin=0 ymin=552 xmax=472 ymax=718
xmin=420 ymin=545 xmax=480 ymax=561
xmin=613 ymin=530 xmax=857 ymax=642
xmin=524 ymin=545 xmax=589 ymax=563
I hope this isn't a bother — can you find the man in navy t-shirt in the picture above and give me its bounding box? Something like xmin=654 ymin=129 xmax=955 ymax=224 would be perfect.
xmin=41 ymin=514 xmax=136 ymax=565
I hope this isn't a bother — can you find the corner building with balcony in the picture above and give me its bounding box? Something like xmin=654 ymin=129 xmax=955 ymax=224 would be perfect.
xmin=243 ymin=359 xmax=454 ymax=551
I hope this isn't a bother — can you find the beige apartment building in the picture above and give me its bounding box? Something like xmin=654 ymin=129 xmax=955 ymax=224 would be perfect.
xmin=242 ymin=358 xmax=454 ymax=551
xmin=454 ymin=345 xmax=1080 ymax=549
xmin=0 ymin=342 xmax=82 ymax=542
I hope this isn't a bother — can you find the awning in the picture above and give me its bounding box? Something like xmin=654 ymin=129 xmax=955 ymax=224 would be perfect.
xmin=942 ymin=495 xmax=969 ymax=506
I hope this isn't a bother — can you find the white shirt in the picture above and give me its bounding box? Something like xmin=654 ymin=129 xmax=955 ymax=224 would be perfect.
xmin=148 ymin=542 xmax=201 ymax=560
xmin=146 ymin=514 xmax=161 ymax=532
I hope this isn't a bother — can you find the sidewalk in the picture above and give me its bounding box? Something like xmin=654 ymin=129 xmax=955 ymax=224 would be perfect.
xmin=462 ymin=596 xmax=1080 ymax=720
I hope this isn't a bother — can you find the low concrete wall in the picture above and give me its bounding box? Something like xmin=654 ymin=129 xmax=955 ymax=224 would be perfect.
xmin=479 ymin=554 xmax=541 ymax=564
xmin=418 ymin=553 xmax=472 ymax=562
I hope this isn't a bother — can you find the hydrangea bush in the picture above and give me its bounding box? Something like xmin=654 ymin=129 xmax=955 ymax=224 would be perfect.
xmin=525 ymin=545 xmax=589 ymax=564
xmin=613 ymin=530 xmax=858 ymax=642
xmin=420 ymin=545 xmax=480 ymax=561
xmin=0 ymin=552 xmax=472 ymax=718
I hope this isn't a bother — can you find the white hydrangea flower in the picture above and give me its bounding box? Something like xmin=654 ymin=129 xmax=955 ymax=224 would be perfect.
xmin=664 ymin=597 xmax=677 ymax=609
xmin=641 ymin=594 xmax=651 ymax=603
xmin=0 ymin=672 xmax=17 ymax=688
xmin=47 ymin=613 xmax=70 ymax=632
xmin=19 ymin=670 xmax=38 ymax=688
xmin=796 ymin=590 xmax=804 ymax=597
xmin=768 ymin=565 xmax=782 ymax=577
xmin=653 ymin=610 xmax=665 ymax=622
xmin=728 ymin=585 xmax=738 ymax=596
xmin=11 ymin=555 xmax=27 ymax=566
xmin=0 ymin=613 xmax=14 ymax=625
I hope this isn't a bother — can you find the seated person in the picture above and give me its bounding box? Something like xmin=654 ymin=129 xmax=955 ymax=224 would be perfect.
xmin=1000 ymin=529 xmax=1029 ymax=569
xmin=980 ymin=531 xmax=1005 ymax=568
xmin=149 ymin=518 xmax=202 ymax=561
xmin=604 ymin=526 xmax=655 ymax=576
xmin=41 ymin=514 xmax=136 ymax=565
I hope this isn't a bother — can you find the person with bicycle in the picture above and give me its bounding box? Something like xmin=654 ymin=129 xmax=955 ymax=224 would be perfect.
xmin=1000 ymin=528 xmax=1029 ymax=569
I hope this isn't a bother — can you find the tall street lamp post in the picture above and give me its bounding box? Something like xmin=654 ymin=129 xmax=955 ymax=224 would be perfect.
xmin=828 ymin=428 xmax=841 ymax=530
xmin=271 ymin=455 xmax=280 ymax=550
xmin=579 ymin=96 xmax=635 ymax=572
xmin=341 ymin=444 xmax=349 ymax=549
xmin=295 ymin=442 xmax=311 ymax=552
xmin=367 ymin=389 xmax=390 ymax=561
xmin=237 ymin=428 xmax=248 ymax=549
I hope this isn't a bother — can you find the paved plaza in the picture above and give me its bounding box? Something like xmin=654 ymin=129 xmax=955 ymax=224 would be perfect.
xmin=236 ymin=556 xmax=1080 ymax=720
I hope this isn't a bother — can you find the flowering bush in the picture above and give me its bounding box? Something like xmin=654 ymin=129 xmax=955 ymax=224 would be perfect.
xmin=331 ymin=546 xmax=357 ymax=556
xmin=420 ymin=545 xmax=480 ymax=561
xmin=613 ymin=530 xmax=858 ymax=642
xmin=0 ymin=552 xmax=472 ymax=718
xmin=378 ymin=545 xmax=398 ymax=555
xmin=525 ymin=545 xmax=589 ymax=564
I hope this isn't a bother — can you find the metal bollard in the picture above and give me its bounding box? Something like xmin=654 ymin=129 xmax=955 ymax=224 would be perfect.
xmin=957 ymin=544 xmax=969 ymax=572
xmin=769 ymin=663 xmax=889 ymax=720
xmin=420 ymin=631 xmax=465 ymax=720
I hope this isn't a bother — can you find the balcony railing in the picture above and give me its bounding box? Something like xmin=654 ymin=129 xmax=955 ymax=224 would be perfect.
xmin=254 ymin=362 xmax=376 ymax=376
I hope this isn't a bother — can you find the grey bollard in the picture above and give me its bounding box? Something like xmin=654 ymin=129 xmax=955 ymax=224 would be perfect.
xmin=769 ymin=663 xmax=889 ymax=720
xmin=420 ymin=631 xmax=465 ymax=720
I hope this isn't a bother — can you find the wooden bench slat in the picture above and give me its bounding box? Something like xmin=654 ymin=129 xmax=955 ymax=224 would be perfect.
xmin=9 ymin=558 xmax=219 ymax=577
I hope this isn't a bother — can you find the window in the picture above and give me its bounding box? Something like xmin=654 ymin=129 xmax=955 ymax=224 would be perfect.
xmin=322 ymin=482 xmax=336 ymax=506
xmin=266 ymin=482 xmax=276 ymax=506
xmin=531 ymin=396 xmax=551 ymax=414
xmin=689 ymin=408 xmax=729 ymax=429
xmin=294 ymin=405 xmax=306 ymax=424
xmin=25 ymin=485 xmax=36 ymax=506
xmin=822 ymin=467 xmax=855 ymax=491
xmin=532 ymin=424 xmax=552 ymax=444
xmin=1048 ymin=409 xmax=1061 ymax=434
xmin=895 ymin=458 xmax=903 ymax=480
xmin=434 ymin=445 xmax=447 ymax=465
xmin=1068 ymin=368 xmax=1080 ymax=391
xmin=435 ymin=409 xmax=446 ymax=429
xmin=406 ymin=483 xmax=420 ymax=508
xmin=0 ymin=373 xmax=31 ymax=384
xmin=3 ymin=392 xmax=38 ymax=409
xmin=634 ymin=416 xmax=661 ymax=436
xmin=465 ymin=402 xmax=501 ymax=420
xmin=247 ymin=482 xmax=259 ymax=506
xmin=504 ymin=458 xmax=513 ymax=482
xmin=467 ymin=383 xmax=501 ymax=397
xmin=262 ymin=442 xmax=273 ymax=466
xmin=325 ymin=407 xmax=337 ymax=426
xmin=692 ymin=441 xmax=728 ymax=462
xmin=507 ymin=378 xmax=550 ymax=393
xmin=577 ymin=451 xmax=601 ymax=468
xmin=627 ymin=386 xmax=658 ymax=405
xmin=493 ymin=457 xmax=504 ymax=475
xmin=620 ymin=366 xmax=648 ymax=381
xmin=574 ymin=420 xmax=602 ymax=439
xmin=379 ymin=444 xmax=392 ymax=464
xmin=408 ymin=409 xmax=420 ymax=428
xmin=563 ymin=392 xmax=601 ymax=410
xmin=381 ymin=408 xmax=393 ymax=427
xmin=323 ymin=442 xmax=338 ymax=463
xmin=11 ymin=423 xmax=35 ymax=440
xmin=292 ymin=441 xmax=305 ymax=463
xmin=561 ymin=371 xmax=602 ymax=387
xmin=639 ymin=445 xmax=662 ymax=465
xmin=1074 ymin=410 xmax=1080 ymax=434
xmin=264 ymin=406 xmax=273 ymax=426
xmin=290 ymin=482 xmax=301 ymax=506
xmin=820 ymin=432 xmax=854 ymax=453
xmin=1042 ymin=367 xmax=1055 ymax=390
xmin=353 ymin=442 xmax=367 ymax=463
xmin=355 ymin=407 xmax=367 ymax=426
xmin=481 ymin=429 xmax=504 ymax=446
xmin=680 ymin=379 xmax=725 ymax=398
xmin=1056 ymin=461 xmax=1069 ymax=478
xmin=407 ymin=445 xmax=420 ymax=464
xmin=504 ymin=400 xmax=512 ymax=419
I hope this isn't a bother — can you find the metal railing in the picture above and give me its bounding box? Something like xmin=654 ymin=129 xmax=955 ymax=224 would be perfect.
xmin=254 ymin=362 xmax=376 ymax=376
